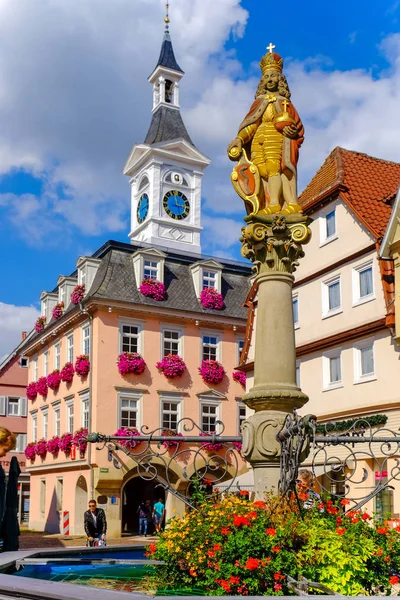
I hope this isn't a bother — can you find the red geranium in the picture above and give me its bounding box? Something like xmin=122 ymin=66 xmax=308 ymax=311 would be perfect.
xmin=245 ymin=557 xmax=259 ymax=570
xmin=221 ymin=527 xmax=230 ymax=535
xmin=266 ymin=527 xmax=276 ymax=536
xmin=336 ymin=527 xmax=346 ymax=535
xmin=389 ymin=576 xmax=399 ymax=585
xmin=254 ymin=500 xmax=266 ymax=509
xmin=233 ymin=515 xmax=251 ymax=527
xmin=377 ymin=527 xmax=388 ymax=535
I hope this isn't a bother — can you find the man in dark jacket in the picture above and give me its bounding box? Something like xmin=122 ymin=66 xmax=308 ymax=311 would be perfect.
xmin=84 ymin=499 xmax=107 ymax=545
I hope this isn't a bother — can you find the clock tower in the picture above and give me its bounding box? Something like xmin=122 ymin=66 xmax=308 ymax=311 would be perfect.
xmin=123 ymin=14 xmax=210 ymax=255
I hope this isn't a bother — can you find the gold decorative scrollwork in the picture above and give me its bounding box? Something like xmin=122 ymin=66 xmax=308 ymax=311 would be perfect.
xmin=289 ymin=223 xmax=312 ymax=244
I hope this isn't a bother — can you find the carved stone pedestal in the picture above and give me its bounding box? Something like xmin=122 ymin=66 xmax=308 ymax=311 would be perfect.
xmin=240 ymin=214 xmax=312 ymax=498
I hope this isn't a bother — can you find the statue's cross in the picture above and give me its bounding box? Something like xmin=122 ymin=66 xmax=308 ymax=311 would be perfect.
xmin=266 ymin=42 xmax=276 ymax=53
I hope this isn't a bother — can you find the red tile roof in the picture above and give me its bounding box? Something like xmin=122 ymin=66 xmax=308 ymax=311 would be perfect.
xmin=299 ymin=147 xmax=400 ymax=240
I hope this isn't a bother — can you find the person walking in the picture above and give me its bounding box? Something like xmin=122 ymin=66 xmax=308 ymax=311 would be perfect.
xmin=84 ymin=499 xmax=107 ymax=546
xmin=137 ymin=501 xmax=150 ymax=537
xmin=152 ymin=498 xmax=165 ymax=533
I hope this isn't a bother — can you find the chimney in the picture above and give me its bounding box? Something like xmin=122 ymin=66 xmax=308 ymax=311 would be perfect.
xmin=21 ymin=331 xmax=27 ymax=341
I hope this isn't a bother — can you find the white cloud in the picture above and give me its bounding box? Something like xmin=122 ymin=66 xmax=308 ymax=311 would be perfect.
xmin=0 ymin=303 xmax=39 ymax=359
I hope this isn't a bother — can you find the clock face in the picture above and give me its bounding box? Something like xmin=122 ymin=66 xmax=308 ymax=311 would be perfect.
xmin=137 ymin=193 xmax=149 ymax=224
xmin=163 ymin=190 xmax=190 ymax=220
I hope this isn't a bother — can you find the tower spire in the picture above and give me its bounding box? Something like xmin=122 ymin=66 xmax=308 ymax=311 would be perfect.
xmin=164 ymin=2 xmax=170 ymax=33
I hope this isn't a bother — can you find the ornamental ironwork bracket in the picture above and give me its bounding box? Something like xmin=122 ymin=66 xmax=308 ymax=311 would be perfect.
xmin=86 ymin=418 xmax=242 ymax=510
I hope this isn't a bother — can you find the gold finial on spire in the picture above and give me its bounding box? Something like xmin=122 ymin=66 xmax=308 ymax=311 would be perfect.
xmin=164 ymin=2 xmax=170 ymax=30
xmin=266 ymin=42 xmax=276 ymax=53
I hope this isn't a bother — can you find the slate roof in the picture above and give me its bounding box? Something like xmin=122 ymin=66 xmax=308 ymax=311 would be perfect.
xmin=299 ymin=147 xmax=400 ymax=240
xmin=144 ymin=105 xmax=193 ymax=146
xmin=155 ymin=32 xmax=183 ymax=74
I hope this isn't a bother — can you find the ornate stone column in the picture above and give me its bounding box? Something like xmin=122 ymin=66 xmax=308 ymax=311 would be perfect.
xmin=240 ymin=214 xmax=312 ymax=497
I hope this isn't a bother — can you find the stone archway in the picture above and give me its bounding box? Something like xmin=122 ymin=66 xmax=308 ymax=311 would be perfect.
xmin=74 ymin=475 xmax=88 ymax=535
xmin=121 ymin=476 xmax=165 ymax=535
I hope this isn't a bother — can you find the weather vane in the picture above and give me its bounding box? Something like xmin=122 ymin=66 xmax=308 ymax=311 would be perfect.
xmin=165 ymin=2 xmax=170 ymax=31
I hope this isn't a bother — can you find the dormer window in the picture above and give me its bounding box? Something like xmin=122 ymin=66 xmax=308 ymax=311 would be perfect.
xmin=40 ymin=291 xmax=58 ymax=322
xmin=190 ymin=260 xmax=223 ymax=297
xmin=79 ymin=268 xmax=86 ymax=287
xmin=76 ymin=257 xmax=101 ymax=294
xmin=132 ymin=248 xmax=166 ymax=289
xmin=57 ymin=276 xmax=77 ymax=307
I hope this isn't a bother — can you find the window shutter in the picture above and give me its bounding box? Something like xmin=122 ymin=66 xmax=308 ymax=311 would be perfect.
xmin=20 ymin=397 xmax=28 ymax=417
xmin=0 ymin=396 xmax=6 ymax=416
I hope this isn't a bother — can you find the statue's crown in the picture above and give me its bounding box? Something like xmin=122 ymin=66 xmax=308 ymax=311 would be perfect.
xmin=260 ymin=51 xmax=283 ymax=74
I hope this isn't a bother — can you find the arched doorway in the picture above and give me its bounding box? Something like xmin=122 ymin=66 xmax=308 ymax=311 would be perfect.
xmin=74 ymin=475 xmax=88 ymax=535
xmin=121 ymin=476 xmax=165 ymax=535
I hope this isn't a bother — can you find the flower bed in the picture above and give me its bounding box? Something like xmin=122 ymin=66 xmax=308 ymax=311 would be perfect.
xmin=71 ymin=284 xmax=85 ymax=305
xmin=34 ymin=316 xmax=46 ymax=333
xmin=117 ymin=352 xmax=146 ymax=376
xmin=73 ymin=427 xmax=88 ymax=456
xmin=200 ymin=288 xmax=225 ymax=310
xmin=75 ymin=355 xmax=90 ymax=377
xmin=148 ymin=493 xmax=400 ymax=596
xmin=139 ymin=278 xmax=166 ymax=301
xmin=156 ymin=354 xmax=186 ymax=379
xmin=232 ymin=370 xmax=246 ymax=387
xmin=35 ymin=438 xmax=47 ymax=459
xmin=114 ymin=427 xmax=141 ymax=450
xmin=47 ymin=370 xmax=61 ymax=391
xmin=26 ymin=382 xmax=37 ymax=401
xmin=52 ymin=302 xmax=64 ymax=320
xmin=162 ymin=429 xmax=183 ymax=449
xmin=60 ymin=432 xmax=73 ymax=456
xmin=199 ymin=360 xmax=225 ymax=384
xmin=24 ymin=442 xmax=37 ymax=462
xmin=60 ymin=362 xmax=74 ymax=382
xmin=199 ymin=431 xmax=224 ymax=452
xmin=47 ymin=436 xmax=60 ymax=457
xmin=36 ymin=376 xmax=48 ymax=398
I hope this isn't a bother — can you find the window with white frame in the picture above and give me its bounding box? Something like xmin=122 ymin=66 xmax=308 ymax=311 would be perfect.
xmin=237 ymin=337 xmax=244 ymax=364
xmin=79 ymin=267 xmax=87 ymax=287
xmin=354 ymin=340 xmax=375 ymax=383
xmin=7 ymin=397 xmax=20 ymax=416
xmin=325 ymin=210 xmax=336 ymax=239
xmin=20 ymin=357 xmax=29 ymax=368
xmin=162 ymin=328 xmax=182 ymax=357
xmin=42 ymin=410 xmax=48 ymax=439
xmin=322 ymin=275 xmax=341 ymax=317
xmin=13 ymin=434 xmax=27 ymax=453
xmin=202 ymin=334 xmax=220 ymax=362
xmin=293 ymin=295 xmax=299 ymax=327
xmin=353 ymin=261 xmax=374 ymax=305
xmin=66 ymin=333 xmax=74 ymax=363
xmin=119 ymin=393 xmax=141 ymax=428
xmin=143 ymin=260 xmax=158 ymax=280
xmin=161 ymin=399 xmax=181 ymax=430
xmin=43 ymin=350 xmax=49 ymax=377
xmin=54 ymin=343 xmax=61 ymax=370
xmin=54 ymin=405 xmax=61 ymax=437
xmin=60 ymin=285 xmax=66 ymax=306
xmin=237 ymin=402 xmax=246 ymax=434
xmin=33 ymin=357 xmax=38 ymax=382
xmin=82 ymin=324 xmax=90 ymax=355
xmin=323 ymin=350 xmax=342 ymax=390
xmin=32 ymin=414 xmax=38 ymax=442
xmin=200 ymin=400 xmax=220 ymax=433
xmin=120 ymin=321 xmax=142 ymax=354
xmin=66 ymin=401 xmax=74 ymax=433
xmin=202 ymin=270 xmax=217 ymax=290
xmin=81 ymin=393 xmax=89 ymax=429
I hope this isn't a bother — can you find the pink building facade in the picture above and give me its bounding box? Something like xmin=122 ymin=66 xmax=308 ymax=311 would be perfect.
xmin=0 ymin=334 xmax=31 ymax=523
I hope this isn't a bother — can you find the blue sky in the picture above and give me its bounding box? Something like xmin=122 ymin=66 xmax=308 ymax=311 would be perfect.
xmin=0 ymin=0 xmax=399 ymax=356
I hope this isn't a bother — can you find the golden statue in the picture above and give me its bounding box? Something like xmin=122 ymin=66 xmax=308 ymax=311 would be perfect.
xmin=227 ymin=44 xmax=304 ymax=217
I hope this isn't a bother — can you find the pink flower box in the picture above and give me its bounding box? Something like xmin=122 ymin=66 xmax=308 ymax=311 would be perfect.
xmin=47 ymin=370 xmax=61 ymax=391
xmin=199 ymin=360 xmax=225 ymax=384
xmin=200 ymin=288 xmax=225 ymax=310
xmin=34 ymin=316 xmax=46 ymax=333
xmin=200 ymin=430 xmax=224 ymax=452
xmin=114 ymin=427 xmax=141 ymax=450
xmin=232 ymin=370 xmax=246 ymax=387
xmin=60 ymin=362 xmax=74 ymax=383
xmin=71 ymin=284 xmax=85 ymax=305
xmin=52 ymin=302 xmax=64 ymax=320
xmin=232 ymin=441 xmax=243 ymax=453
xmin=75 ymin=355 xmax=90 ymax=377
xmin=117 ymin=352 xmax=146 ymax=376
xmin=47 ymin=436 xmax=61 ymax=456
xmin=139 ymin=279 xmax=166 ymax=301
xmin=24 ymin=442 xmax=37 ymax=462
xmin=35 ymin=438 xmax=47 ymax=459
xmin=60 ymin=432 xmax=73 ymax=455
xmin=36 ymin=376 xmax=48 ymax=398
xmin=156 ymin=354 xmax=187 ymax=379
xmin=162 ymin=429 xmax=183 ymax=449
xmin=73 ymin=427 xmax=88 ymax=456
xmin=26 ymin=382 xmax=37 ymax=401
